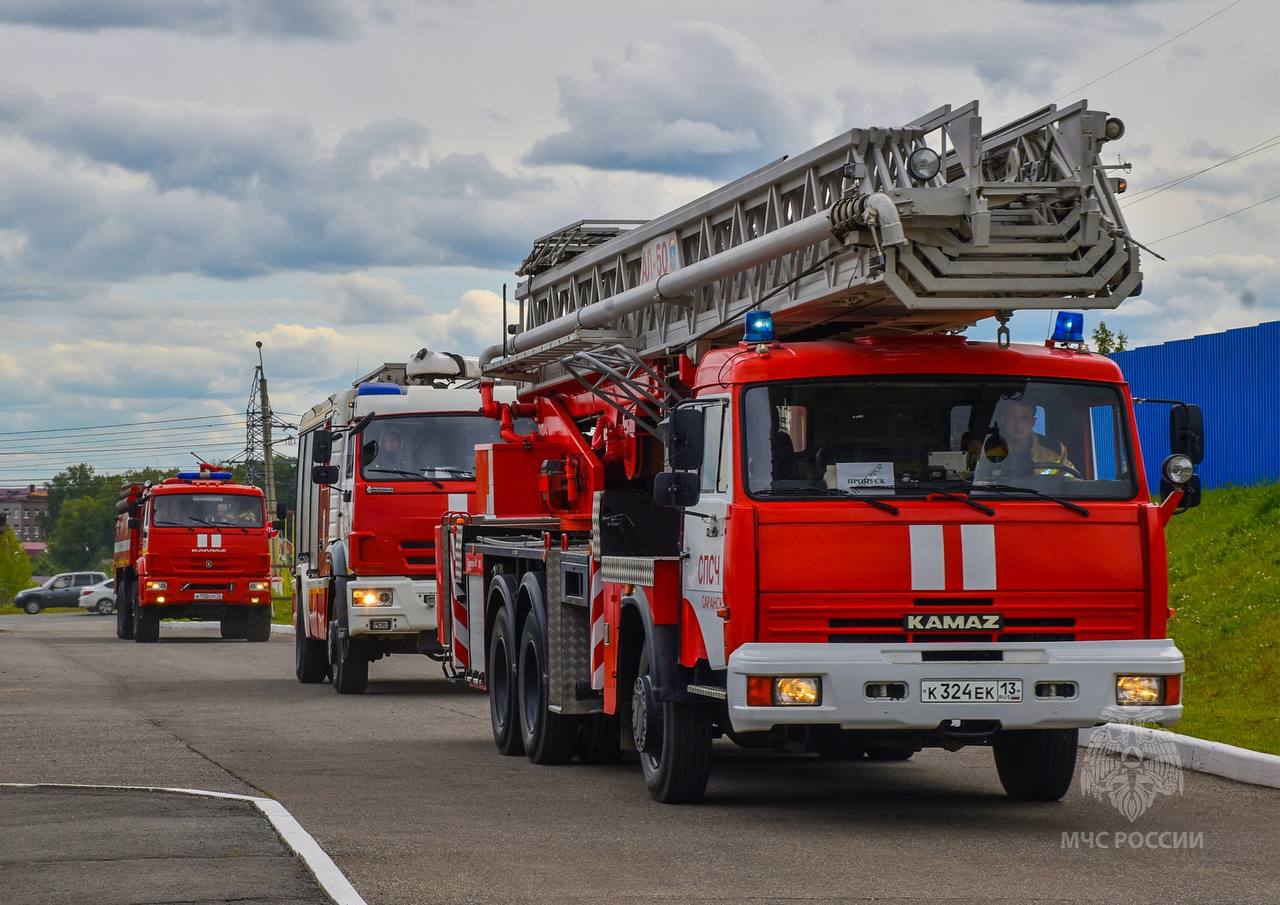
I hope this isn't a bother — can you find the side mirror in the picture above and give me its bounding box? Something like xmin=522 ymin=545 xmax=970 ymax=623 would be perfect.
xmin=1161 ymin=474 xmax=1202 ymax=512
xmin=270 ymin=519 xmax=284 ymax=531
xmin=666 ymin=406 xmax=706 ymax=471
xmin=1170 ymin=404 xmax=1204 ymax=464
xmin=276 ymin=501 xmax=288 ymax=522
xmin=127 ymin=517 xmax=141 ymax=529
xmin=653 ymin=471 xmax=701 ymax=509
xmin=312 ymin=464 xmax=340 ymax=486
xmin=312 ymin=431 xmax=334 ymax=464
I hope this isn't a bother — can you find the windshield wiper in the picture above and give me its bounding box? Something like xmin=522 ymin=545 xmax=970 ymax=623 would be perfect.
xmin=427 ymin=466 xmax=477 ymax=479
xmin=894 ymin=484 xmax=994 ymax=517
xmin=758 ymin=486 xmax=899 ymax=515
xmin=973 ymin=483 xmax=1090 ymax=517
xmin=365 ymin=468 xmax=444 ymax=488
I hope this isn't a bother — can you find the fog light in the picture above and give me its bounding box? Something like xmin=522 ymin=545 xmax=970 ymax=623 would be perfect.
xmin=145 ymin=580 xmax=168 ymax=591
xmin=155 ymin=596 xmax=165 ymax=604
xmin=353 ymin=588 xmax=393 ymax=607
xmin=1117 ymin=675 xmax=1163 ymax=705
xmin=250 ymin=597 xmax=260 ymax=604
xmin=775 ymin=676 xmax=821 ymax=706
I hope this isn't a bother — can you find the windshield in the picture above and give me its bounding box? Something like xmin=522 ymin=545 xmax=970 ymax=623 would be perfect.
xmin=742 ymin=377 xmax=1136 ymax=501
xmin=152 ymin=493 xmax=264 ymax=528
xmin=359 ymin=414 xmax=507 ymax=482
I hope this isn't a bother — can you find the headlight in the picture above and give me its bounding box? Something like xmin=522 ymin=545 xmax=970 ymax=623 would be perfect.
xmin=248 ymin=581 xmax=270 ymax=591
xmin=1116 ymin=675 xmax=1180 ymax=706
xmin=353 ymin=588 xmax=393 ymax=607
xmin=746 ymin=676 xmax=822 ymax=706
xmin=906 ymin=146 xmax=942 ymax=182
xmin=145 ymin=580 xmax=168 ymax=591
xmin=1163 ymin=454 xmax=1194 ymax=486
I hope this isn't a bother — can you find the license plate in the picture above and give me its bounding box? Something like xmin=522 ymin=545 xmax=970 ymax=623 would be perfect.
xmin=193 ymin=592 xmax=223 ymax=600
xmin=369 ymin=618 xmax=392 ymax=631
xmin=921 ymin=679 xmax=1022 ymax=703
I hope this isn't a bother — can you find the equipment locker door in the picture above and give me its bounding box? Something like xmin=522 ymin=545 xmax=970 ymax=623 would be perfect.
xmin=681 ymin=399 xmax=731 ymax=670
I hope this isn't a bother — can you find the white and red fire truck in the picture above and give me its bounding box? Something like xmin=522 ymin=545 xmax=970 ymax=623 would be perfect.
xmin=114 ymin=466 xmax=278 ymax=643
xmin=437 ymin=100 xmax=1202 ymax=802
xmin=292 ymin=357 xmax=518 ymax=692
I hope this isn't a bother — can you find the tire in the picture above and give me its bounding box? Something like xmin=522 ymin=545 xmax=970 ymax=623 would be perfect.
xmin=23 ymin=598 xmax=42 ymax=615
xmin=631 ymin=648 xmax=712 ymax=803
xmin=517 ymin=614 xmax=577 ymax=765
xmin=487 ymin=607 xmax=524 ymax=755
xmin=993 ymin=729 xmax=1078 ymax=801
xmin=243 ymin=605 xmax=272 ymax=642
xmin=220 ymin=612 xmax=244 ymax=640
xmin=116 ymin=584 xmax=134 ymax=640
xmin=330 ymin=625 xmax=369 ymax=694
xmin=97 ymin=598 xmax=114 ymax=616
xmin=294 ymin=607 xmax=328 ymax=684
xmin=134 ymin=605 xmax=160 ymax=643
xmin=576 ymin=713 xmax=622 ymax=764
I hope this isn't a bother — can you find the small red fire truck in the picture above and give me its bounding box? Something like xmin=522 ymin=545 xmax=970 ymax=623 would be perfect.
xmin=114 ymin=466 xmax=278 ymax=643
xmin=437 ymin=100 xmax=1203 ymax=802
xmin=292 ymin=358 xmax=519 ymax=692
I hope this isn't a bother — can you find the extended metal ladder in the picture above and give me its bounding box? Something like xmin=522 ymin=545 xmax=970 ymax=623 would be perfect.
xmin=485 ymin=100 xmax=1139 ymax=385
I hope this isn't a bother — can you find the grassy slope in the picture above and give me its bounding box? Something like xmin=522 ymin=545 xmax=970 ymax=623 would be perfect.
xmin=1165 ymin=483 xmax=1280 ymax=755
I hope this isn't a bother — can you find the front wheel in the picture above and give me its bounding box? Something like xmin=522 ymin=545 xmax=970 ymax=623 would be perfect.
xmin=134 ymin=605 xmax=160 ymax=643
xmin=243 ymin=605 xmax=272 ymax=642
xmin=116 ymin=585 xmax=134 ymax=640
xmin=517 ymin=615 xmax=577 ymax=765
xmin=23 ymin=599 xmax=42 ymax=615
xmin=631 ymin=649 xmax=712 ymax=803
xmin=220 ymin=612 xmax=244 ymax=640
xmin=330 ymin=624 xmax=369 ymax=694
xmin=993 ymin=729 xmax=1077 ymax=801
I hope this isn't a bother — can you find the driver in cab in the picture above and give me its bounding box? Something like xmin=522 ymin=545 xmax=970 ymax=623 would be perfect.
xmin=975 ymin=398 xmax=1074 ymax=477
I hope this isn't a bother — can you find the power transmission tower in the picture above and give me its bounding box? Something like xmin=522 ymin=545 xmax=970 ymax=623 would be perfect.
xmin=242 ymin=343 xmax=291 ymax=583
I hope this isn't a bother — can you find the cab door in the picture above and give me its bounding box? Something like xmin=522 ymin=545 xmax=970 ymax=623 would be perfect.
xmin=681 ymin=399 xmax=732 ymax=670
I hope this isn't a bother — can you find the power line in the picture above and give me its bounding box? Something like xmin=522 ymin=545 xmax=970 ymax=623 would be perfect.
xmin=1123 ymin=134 xmax=1280 ymax=208
xmin=0 ymin=411 xmax=303 ymax=438
xmin=0 ymin=421 xmax=293 ymax=447
xmin=0 ymin=437 xmax=259 ymax=457
xmin=1052 ymin=0 xmax=1247 ymax=104
xmin=1149 ymin=190 xmax=1280 ymax=244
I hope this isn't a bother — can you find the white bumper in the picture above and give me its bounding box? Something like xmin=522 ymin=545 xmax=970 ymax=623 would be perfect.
xmin=726 ymin=639 xmax=1183 ymax=733
xmin=347 ymin=577 xmax=438 ymax=637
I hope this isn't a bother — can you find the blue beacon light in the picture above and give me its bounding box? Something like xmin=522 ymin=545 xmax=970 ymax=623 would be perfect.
xmin=744 ymin=311 xmax=775 ymax=343
xmin=1051 ymin=311 xmax=1085 ymax=344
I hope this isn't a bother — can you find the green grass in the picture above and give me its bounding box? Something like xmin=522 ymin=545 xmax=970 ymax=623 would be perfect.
xmin=0 ymin=606 xmax=88 ymax=616
xmin=272 ymin=597 xmax=292 ymax=625
xmin=1166 ymin=482 xmax=1280 ymax=755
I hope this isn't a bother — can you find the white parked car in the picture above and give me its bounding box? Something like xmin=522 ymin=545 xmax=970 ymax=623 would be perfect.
xmin=78 ymin=578 xmax=116 ymax=615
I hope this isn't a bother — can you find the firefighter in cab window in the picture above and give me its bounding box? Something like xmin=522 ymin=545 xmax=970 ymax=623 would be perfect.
xmin=976 ymin=397 xmax=1075 ymax=478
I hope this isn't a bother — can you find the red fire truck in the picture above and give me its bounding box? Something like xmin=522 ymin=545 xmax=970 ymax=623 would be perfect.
xmin=114 ymin=466 xmax=278 ymax=643
xmin=292 ymin=358 xmax=519 ymax=693
xmin=438 ymin=100 xmax=1203 ymax=803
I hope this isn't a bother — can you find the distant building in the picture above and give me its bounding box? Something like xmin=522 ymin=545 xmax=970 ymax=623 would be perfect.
xmin=0 ymin=485 xmax=49 ymax=554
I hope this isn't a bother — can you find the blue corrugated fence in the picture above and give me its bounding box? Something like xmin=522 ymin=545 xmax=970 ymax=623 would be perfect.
xmin=1110 ymin=320 xmax=1280 ymax=490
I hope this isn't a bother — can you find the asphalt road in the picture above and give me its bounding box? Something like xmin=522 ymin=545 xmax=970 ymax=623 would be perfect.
xmin=3 ymin=613 xmax=1278 ymax=905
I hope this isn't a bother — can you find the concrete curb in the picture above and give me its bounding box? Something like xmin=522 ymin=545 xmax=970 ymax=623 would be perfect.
xmin=1 ymin=782 xmax=366 ymax=905
xmin=1079 ymin=725 xmax=1280 ymax=791
xmin=158 ymin=619 xmax=295 ymax=635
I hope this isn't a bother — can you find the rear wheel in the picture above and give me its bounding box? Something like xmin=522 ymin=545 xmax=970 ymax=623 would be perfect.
xmin=97 ymin=598 xmax=114 ymax=616
xmin=220 ymin=611 xmax=244 ymax=640
xmin=517 ymin=615 xmax=577 ymax=765
xmin=993 ymin=729 xmax=1077 ymax=801
xmin=488 ymin=607 xmax=523 ymax=755
xmin=134 ymin=605 xmax=160 ymax=643
xmin=295 ymin=607 xmax=328 ymax=684
xmin=631 ymin=648 xmax=712 ymax=803
xmin=116 ymin=583 xmax=134 ymax=640
xmin=243 ymin=605 xmax=271 ymax=642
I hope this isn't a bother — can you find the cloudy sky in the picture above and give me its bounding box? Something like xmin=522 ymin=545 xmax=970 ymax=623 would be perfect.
xmin=0 ymin=0 xmax=1276 ymax=483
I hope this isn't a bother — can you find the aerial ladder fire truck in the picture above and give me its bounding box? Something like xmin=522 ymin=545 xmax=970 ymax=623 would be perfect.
xmin=437 ymin=99 xmax=1204 ymax=803
xmin=114 ymin=465 xmax=279 ymax=643
xmin=292 ymin=358 xmax=519 ymax=692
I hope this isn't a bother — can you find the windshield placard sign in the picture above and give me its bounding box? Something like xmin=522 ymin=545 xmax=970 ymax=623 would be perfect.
xmin=834 ymin=461 xmax=895 ymax=495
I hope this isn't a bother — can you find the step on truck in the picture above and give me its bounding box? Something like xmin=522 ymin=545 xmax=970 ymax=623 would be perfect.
xmin=292 ymin=357 xmax=519 ymax=693
xmin=438 ymin=99 xmax=1204 ymax=803
xmin=115 ymin=466 xmax=280 ymax=643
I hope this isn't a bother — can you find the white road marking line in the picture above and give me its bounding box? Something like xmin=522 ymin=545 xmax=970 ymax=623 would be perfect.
xmin=1 ymin=782 xmax=366 ymax=905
